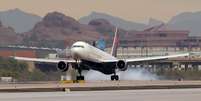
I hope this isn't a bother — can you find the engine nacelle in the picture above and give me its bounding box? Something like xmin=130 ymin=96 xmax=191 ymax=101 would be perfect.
xmin=57 ymin=61 xmax=69 ymax=72
xmin=116 ymin=60 xmax=127 ymax=71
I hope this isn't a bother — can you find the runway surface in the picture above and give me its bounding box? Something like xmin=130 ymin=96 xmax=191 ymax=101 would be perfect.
xmin=0 ymin=88 xmax=201 ymax=101
xmin=1 ymin=80 xmax=201 ymax=91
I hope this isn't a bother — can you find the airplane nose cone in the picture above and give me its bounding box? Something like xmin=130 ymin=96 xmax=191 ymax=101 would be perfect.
xmin=71 ymin=48 xmax=81 ymax=59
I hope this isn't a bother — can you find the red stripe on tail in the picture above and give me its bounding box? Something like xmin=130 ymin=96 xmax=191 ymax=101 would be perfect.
xmin=111 ymin=27 xmax=119 ymax=57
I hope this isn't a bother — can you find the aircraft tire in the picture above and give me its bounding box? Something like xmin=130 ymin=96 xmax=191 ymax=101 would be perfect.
xmin=115 ymin=75 xmax=119 ymax=81
xmin=111 ymin=75 xmax=115 ymax=81
xmin=76 ymin=76 xmax=85 ymax=80
xmin=111 ymin=75 xmax=119 ymax=81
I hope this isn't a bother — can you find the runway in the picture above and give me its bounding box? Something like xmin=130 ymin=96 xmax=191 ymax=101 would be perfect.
xmin=1 ymin=80 xmax=201 ymax=92
xmin=0 ymin=88 xmax=201 ymax=101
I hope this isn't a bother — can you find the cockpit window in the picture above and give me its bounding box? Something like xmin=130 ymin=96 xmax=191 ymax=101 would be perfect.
xmin=72 ymin=45 xmax=84 ymax=48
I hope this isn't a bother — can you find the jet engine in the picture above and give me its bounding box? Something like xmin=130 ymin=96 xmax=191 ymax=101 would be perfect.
xmin=116 ymin=60 xmax=127 ymax=71
xmin=57 ymin=61 xmax=69 ymax=72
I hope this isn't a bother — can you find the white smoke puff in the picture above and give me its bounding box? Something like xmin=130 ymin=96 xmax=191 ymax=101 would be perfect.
xmin=83 ymin=68 xmax=158 ymax=80
xmin=118 ymin=68 xmax=158 ymax=80
xmin=83 ymin=70 xmax=110 ymax=80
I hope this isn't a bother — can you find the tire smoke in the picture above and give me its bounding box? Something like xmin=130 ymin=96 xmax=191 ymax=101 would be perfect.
xmin=83 ymin=68 xmax=159 ymax=80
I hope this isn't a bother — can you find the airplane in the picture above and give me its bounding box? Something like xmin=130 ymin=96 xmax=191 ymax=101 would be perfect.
xmin=13 ymin=28 xmax=190 ymax=81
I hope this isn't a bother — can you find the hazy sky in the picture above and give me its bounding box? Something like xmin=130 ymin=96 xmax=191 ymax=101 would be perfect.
xmin=0 ymin=0 xmax=201 ymax=23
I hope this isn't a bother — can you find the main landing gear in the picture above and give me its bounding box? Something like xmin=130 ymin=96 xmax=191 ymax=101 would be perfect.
xmin=111 ymin=72 xmax=119 ymax=81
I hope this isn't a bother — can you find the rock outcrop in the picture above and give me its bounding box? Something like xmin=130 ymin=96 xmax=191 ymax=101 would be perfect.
xmin=23 ymin=12 xmax=101 ymax=48
xmin=0 ymin=21 xmax=21 ymax=45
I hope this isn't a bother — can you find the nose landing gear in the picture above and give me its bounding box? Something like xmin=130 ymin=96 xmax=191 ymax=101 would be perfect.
xmin=76 ymin=68 xmax=85 ymax=81
xmin=75 ymin=60 xmax=85 ymax=81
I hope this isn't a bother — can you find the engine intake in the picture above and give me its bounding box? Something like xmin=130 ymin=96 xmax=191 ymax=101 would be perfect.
xmin=116 ymin=60 xmax=127 ymax=71
xmin=57 ymin=61 xmax=69 ymax=72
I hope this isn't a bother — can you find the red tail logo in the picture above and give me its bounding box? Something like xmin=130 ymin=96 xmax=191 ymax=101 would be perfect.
xmin=111 ymin=27 xmax=119 ymax=57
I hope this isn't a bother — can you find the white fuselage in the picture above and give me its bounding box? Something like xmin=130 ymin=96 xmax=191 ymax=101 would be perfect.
xmin=70 ymin=41 xmax=117 ymax=63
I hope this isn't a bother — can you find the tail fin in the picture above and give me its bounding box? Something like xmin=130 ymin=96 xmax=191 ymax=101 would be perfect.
xmin=111 ymin=27 xmax=119 ymax=57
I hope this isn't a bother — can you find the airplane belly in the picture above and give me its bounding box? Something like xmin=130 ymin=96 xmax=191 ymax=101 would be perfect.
xmin=81 ymin=59 xmax=116 ymax=75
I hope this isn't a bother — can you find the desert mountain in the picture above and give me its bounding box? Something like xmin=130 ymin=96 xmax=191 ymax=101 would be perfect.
xmin=88 ymin=18 xmax=127 ymax=38
xmin=1 ymin=8 xmax=201 ymax=36
xmin=0 ymin=20 xmax=21 ymax=45
xmin=2 ymin=9 xmax=201 ymax=48
xmin=79 ymin=12 xmax=146 ymax=31
xmin=80 ymin=11 xmax=201 ymax=36
xmin=0 ymin=8 xmax=42 ymax=33
xmin=148 ymin=18 xmax=164 ymax=27
xmin=23 ymin=12 xmax=101 ymax=48
xmin=167 ymin=11 xmax=201 ymax=36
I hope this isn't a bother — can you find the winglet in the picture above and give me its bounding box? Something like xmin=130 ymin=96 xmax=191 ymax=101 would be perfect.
xmin=111 ymin=27 xmax=119 ymax=57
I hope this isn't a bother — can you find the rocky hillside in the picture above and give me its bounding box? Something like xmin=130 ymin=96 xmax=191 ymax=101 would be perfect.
xmin=147 ymin=18 xmax=164 ymax=27
xmin=0 ymin=20 xmax=21 ymax=46
xmin=0 ymin=11 xmax=129 ymax=48
xmin=22 ymin=12 xmax=102 ymax=48
xmin=0 ymin=9 xmax=42 ymax=33
xmin=167 ymin=11 xmax=201 ymax=36
xmin=88 ymin=18 xmax=127 ymax=39
xmin=79 ymin=12 xmax=146 ymax=31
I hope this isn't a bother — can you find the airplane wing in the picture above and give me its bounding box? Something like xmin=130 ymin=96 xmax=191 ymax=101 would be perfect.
xmin=101 ymin=53 xmax=189 ymax=63
xmin=125 ymin=53 xmax=190 ymax=63
xmin=12 ymin=56 xmax=76 ymax=63
xmin=13 ymin=52 xmax=190 ymax=64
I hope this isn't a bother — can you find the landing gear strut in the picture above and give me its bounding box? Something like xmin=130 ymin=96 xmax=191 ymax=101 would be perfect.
xmin=76 ymin=68 xmax=85 ymax=80
xmin=75 ymin=60 xmax=85 ymax=81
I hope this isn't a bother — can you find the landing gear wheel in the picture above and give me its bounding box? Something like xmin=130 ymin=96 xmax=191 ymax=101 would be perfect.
xmin=111 ymin=75 xmax=119 ymax=81
xmin=76 ymin=75 xmax=85 ymax=80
